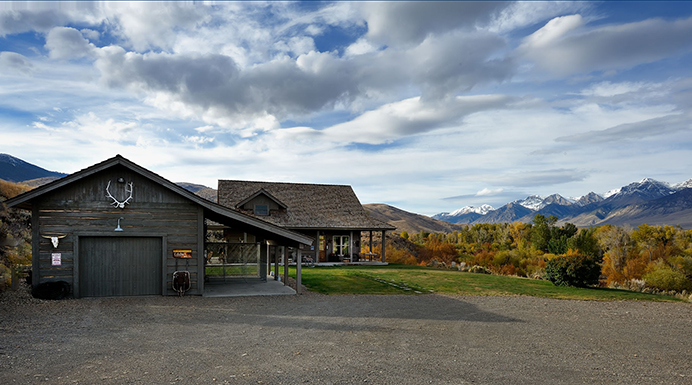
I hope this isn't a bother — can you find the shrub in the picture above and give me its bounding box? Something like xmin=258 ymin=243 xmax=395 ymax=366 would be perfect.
xmin=643 ymin=264 xmax=691 ymax=292
xmin=544 ymin=253 xmax=601 ymax=287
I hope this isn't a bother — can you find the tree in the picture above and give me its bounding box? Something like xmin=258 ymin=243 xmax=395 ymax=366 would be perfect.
xmin=531 ymin=214 xmax=557 ymax=252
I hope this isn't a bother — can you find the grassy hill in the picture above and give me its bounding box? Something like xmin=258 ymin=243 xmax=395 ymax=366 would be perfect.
xmin=364 ymin=203 xmax=463 ymax=234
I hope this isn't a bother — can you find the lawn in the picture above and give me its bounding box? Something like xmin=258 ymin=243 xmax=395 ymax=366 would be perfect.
xmin=287 ymin=264 xmax=685 ymax=301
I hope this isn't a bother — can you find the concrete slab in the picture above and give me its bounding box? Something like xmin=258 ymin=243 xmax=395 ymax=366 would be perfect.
xmin=203 ymin=276 xmax=295 ymax=297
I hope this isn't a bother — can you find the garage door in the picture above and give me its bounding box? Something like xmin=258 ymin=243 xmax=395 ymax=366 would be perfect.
xmin=79 ymin=237 xmax=162 ymax=297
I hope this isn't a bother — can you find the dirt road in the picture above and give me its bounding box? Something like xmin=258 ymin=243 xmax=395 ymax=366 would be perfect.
xmin=1 ymin=287 xmax=691 ymax=384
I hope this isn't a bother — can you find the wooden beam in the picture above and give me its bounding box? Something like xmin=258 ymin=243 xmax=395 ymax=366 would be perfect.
xmin=381 ymin=231 xmax=386 ymax=263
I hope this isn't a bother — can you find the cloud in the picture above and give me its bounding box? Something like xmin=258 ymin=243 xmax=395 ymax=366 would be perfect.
xmin=476 ymin=187 xmax=505 ymax=197
xmin=490 ymin=169 xmax=588 ymax=188
xmin=102 ymin=2 xmax=209 ymax=52
xmin=312 ymin=94 xmax=518 ymax=145
xmin=579 ymin=81 xmax=647 ymax=97
xmin=521 ymin=14 xmax=692 ymax=75
xmin=556 ymin=112 xmax=691 ymax=144
xmin=358 ymin=2 xmax=510 ymax=46
xmin=45 ymin=27 xmax=97 ymax=60
xmin=0 ymin=51 xmax=32 ymax=74
xmin=94 ymin=28 xmax=512 ymax=130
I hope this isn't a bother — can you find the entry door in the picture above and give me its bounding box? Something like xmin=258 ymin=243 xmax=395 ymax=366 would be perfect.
xmin=79 ymin=237 xmax=162 ymax=297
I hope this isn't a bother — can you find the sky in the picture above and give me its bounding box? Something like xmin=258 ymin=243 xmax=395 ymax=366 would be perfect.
xmin=1 ymin=1 xmax=692 ymax=216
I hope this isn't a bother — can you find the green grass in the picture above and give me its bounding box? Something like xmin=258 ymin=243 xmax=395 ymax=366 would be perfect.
xmin=287 ymin=264 xmax=685 ymax=301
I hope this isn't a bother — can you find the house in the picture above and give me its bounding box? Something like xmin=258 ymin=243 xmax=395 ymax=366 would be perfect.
xmin=5 ymin=155 xmax=313 ymax=297
xmin=217 ymin=180 xmax=396 ymax=263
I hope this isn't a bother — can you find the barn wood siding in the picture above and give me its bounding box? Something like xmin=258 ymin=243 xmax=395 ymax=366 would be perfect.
xmin=34 ymin=166 xmax=204 ymax=296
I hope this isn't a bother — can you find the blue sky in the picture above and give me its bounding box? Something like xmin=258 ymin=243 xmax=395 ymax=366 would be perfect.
xmin=1 ymin=1 xmax=691 ymax=216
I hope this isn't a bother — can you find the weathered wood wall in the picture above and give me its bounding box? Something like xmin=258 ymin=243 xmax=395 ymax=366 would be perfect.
xmin=33 ymin=165 xmax=204 ymax=296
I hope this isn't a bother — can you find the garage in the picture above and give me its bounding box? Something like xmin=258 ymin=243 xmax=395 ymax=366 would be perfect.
xmin=5 ymin=155 xmax=314 ymax=297
xmin=79 ymin=236 xmax=162 ymax=297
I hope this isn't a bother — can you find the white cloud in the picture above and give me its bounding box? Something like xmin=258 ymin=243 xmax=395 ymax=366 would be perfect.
xmin=521 ymin=14 xmax=692 ymax=75
xmin=45 ymin=27 xmax=97 ymax=60
xmin=580 ymin=81 xmax=647 ymax=97
xmin=358 ymin=2 xmax=509 ymax=46
xmin=476 ymin=188 xmax=504 ymax=197
xmin=0 ymin=51 xmax=32 ymax=74
xmin=304 ymin=94 xmax=518 ymax=145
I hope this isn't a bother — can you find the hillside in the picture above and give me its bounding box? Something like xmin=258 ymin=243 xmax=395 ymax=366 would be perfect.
xmin=364 ymin=203 xmax=463 ymax=234
xmin=0 ymin=154 xmax=66 ymax=183
xmin=178 ymin=182 xmax=218 ymax=202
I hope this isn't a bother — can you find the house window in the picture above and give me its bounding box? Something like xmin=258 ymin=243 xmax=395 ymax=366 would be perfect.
xmin=254 ymin=204 xmax=269 ymax=215
xmin=333 ymin=235 xmax=349 ymax=256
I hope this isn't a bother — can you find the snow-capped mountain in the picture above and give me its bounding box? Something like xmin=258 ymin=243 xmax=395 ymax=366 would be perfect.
xmin=434 ymin=177 xmax=692 ymax=228
xmin=515 ymin=195 xmax=545 ymax=210
xmin=449 ymin=204 xmax=494 ymax=216
xmin=432 ymin=204 xmax=495 ymax=224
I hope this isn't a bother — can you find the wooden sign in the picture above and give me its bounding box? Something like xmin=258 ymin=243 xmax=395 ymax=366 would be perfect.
xmin=173 ymin=249 xmax=192 ymax=259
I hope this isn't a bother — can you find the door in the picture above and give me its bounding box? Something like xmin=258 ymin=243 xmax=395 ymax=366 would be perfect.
xmin=79 ymin=237 xmax=162 ymax=297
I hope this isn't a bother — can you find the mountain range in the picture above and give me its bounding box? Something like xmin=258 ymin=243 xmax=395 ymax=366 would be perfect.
xmin=432 ymin=178 xmax=692 ymax=229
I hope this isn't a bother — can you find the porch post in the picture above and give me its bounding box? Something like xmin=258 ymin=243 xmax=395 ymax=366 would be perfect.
xmin=296 ymin=249 xmax=302 ymax=295
xmin=316 ymin=230 xmax=320 ymax=263
xmin=273 ymin=246 xmax=279 ymax=280
xmin=259 ymin=240 xmax=268 ymax=281
xmin=349 ymin=230 xmax=353 ymax=262
xmin=369 ymin=231 xmax=373 ymax=256
xmin=267 ymin=242 xmax=271 ymax=277
xmin=381 ymin=231 xmax=386 ymax=263
xmin=282 ymin=246 xmax=288 ymax=286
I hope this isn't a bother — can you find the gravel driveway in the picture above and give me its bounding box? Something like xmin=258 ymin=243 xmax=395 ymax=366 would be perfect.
xmin=1 ymin=285 xmax=691 ymax=384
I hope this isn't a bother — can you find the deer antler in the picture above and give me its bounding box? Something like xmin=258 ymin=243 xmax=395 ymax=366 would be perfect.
xmin=106 ymin=180 xmax=134 ymax=209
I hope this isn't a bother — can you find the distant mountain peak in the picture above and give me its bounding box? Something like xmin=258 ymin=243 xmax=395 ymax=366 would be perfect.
xmin=0 ymin=153 xmax=67 ymax=183
xmin=449 ymin=204 xmax=494 ymax=216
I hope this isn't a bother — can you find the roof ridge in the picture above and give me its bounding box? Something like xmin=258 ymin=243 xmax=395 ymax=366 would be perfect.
xmin=218 ymin=179 xmax=352 ymax=188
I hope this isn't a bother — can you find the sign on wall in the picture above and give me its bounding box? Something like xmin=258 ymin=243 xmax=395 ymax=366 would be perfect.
xmin=51 ymin=253 xmax=62 ymax=266
xmin=173 ymin=249 xmax=192 ymax=259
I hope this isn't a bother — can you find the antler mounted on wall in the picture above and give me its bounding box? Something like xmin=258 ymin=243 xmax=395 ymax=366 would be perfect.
xmin=106 ymin=180 xmax=134 ymax=209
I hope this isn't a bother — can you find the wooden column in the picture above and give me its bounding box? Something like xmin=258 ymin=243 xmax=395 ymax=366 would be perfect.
xmin=282 ymin=246 xmax=288 ymax=286
xmin=316 ymin=230 xmax=320 ymax=263
xmin=266 ymin=242 xmax=272 ymax=277
xmin=369 ymin=231 xmax=373 ymax=257
xmin=273 ymin=246 xmax=279 ymax=280
xmin=381 ymin=231 xmax=386 ymax=263
xmin=259 ymin=240 xmax=267 ymax=281
xmin=349 ymin=230 xmax=353 ymax=262
xmin=296 ymin=249 xmax=302 ymax=295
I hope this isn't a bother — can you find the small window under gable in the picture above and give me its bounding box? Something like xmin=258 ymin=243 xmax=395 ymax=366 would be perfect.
xmin=254 ymin=204 xmax=269 ymax=216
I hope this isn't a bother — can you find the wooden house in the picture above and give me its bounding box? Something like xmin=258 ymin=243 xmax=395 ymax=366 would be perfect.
xmin=217 ymin=180 xmax=396 ymax=263
xmin=5 ymin=155 xmax=313 ymax=297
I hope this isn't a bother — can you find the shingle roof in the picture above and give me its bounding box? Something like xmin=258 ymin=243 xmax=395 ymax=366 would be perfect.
xmin=218 ymin=180 xmax=395 ymax=231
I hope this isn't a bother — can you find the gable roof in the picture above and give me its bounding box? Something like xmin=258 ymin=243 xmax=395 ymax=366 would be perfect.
xmin=5 ymin=155 xmax=313 ymax=247
xmin=218 ymin=180 xmax=396 ymax=231
xmin=236 ymin=188 xmax=288 ymax=210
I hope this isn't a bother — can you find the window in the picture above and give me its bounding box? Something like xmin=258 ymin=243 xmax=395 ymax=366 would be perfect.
xmin=333 ymin=236 xmax=349 ymax=256
xmin=254 ymin=204 xmax=269 ymax=215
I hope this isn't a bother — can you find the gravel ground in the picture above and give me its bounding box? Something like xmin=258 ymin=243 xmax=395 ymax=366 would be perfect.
xmin=1 ymin=284 xmax=691 ymax=385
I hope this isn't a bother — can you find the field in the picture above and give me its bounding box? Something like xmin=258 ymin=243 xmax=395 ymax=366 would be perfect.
xmin=289 ymin=264 xmax=685 ymax=301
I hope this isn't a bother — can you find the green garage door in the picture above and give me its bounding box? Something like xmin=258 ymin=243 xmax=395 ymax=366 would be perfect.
xmin=79 ymin=237 xmax=162 ymax=297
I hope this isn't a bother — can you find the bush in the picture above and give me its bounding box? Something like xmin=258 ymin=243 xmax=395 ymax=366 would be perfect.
xmin=643 ymin=264 xmax=691 ymax=292
xmin=544 ymin=253 xmax=601 ymax=288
